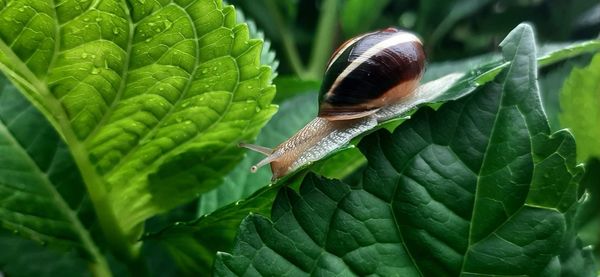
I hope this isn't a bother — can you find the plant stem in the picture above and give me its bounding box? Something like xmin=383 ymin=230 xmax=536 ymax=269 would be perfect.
xmin=306 ymin=0 xmax=340 ymax=80
xmin=264 ymin=0 xmax=307 ymax=77
xmin=90 ymin=261 xmax=113 ymax=277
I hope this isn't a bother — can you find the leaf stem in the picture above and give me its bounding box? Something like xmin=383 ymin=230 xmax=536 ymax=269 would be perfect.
xmin=264 ymin=0 xmax=306 ymax=77
xmin=306 ymin=0 xmax=340 ymax=80
xmin=35 ymin=75 xmax=142 ymax=268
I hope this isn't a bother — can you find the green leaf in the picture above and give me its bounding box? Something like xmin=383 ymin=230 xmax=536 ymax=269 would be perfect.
xmin=0 ymin=231 xmax=89 ymax=277
xmin=150 ymin=33 xmax=600 ymax=252
xmin=0 ymin=74 xmax=109 ymax=274
xmin=272 ymin=76 xmax=320 ymax=103
xmin=559 ymin=53 xmax=600 ymax=162
xmin=0 ymin=0 xmax=276 ymax=243
xmin=214 ymin=24 xmax=590 ymax=276
xmin=231 ymin=3 xmax=279 ymax=80
xmin=142 ymin=93 xmax=315 ymax=275
xmin=340 ymin=0 xmax=390 ymax=37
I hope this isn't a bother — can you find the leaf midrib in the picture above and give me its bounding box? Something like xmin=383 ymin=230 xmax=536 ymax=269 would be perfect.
xmin=98 ymin=3 xmax=204 ymax=180
xmin=82 ymin=0 xmax=134 ymax=144
xmin=0 ymin=1 xmax=140 ymax=259
xmin=460 ymin=29 xmax=526 ymax=274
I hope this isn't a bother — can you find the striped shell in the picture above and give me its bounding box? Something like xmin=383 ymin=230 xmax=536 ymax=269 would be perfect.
xmin=318 ymin=28 xmax=426 ymax=120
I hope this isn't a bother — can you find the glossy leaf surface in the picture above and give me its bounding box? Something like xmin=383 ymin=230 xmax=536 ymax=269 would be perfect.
xmin=0 ymin=0 xmax=276 ymax=237
xmin=214 ymin=24 xmax=590 ymax=276
xmin=0 ymin=74 xmax=106 ymax=272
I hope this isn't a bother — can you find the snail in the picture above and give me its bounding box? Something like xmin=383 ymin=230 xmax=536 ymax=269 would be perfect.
xmin=241 ymin=27 xmax=426 ymax=180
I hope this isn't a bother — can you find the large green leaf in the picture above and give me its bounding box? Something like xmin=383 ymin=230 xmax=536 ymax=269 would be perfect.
xmin=0 ymin=0 xmax=276 ymax=242
xmin=559 ymin=53 xmax=600 ymax=162
xmin=0 ymin=74 xmax=108 ymax=274
xmin=149 ymin=33 xmax=600 ymax=246
xmin=214 ymin=24 xmax=591 ymax=276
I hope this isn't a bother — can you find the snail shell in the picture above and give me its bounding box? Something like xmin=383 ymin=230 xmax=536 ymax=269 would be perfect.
xmin=241 ymin=28 xmax=425 ymax=180
xmin=319 ymin=27 xmax=425 ymax=120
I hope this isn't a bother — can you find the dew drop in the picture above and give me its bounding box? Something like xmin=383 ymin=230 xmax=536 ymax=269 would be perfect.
xmin=12 ymin=230 xmax=19 ymax=234
xmin=247 ymin=85 xmax=253 ymax=89
xmin=158 ymin=87 xmax=164 ymax=91
xmin=91 ymin=68 xmax=100 ymax=74
xmin=83 ymin=17 xmax=89 ymax=22
xmin=145 ymin=38 xmax=151 ymax=42
xmin=91 ymin=54 xmax=96 ymax=59
xmin=212 ymin=66 xmax=218 ymax=71
xmin=149 ymin=22 xmax=155 ymax=26
xmin=181 ymin=102 xmax=189 ymax=108
xmin=155 ymin=28 xmax=161 ymax=32
xmin=75 ymin=6 xmax=80 ymax=10
xmin=18 ymin=7 xmax=25 ymax=12
xmin=113 ymin=28 xmax=119 ymax=35
xmin=95 ymin=17 xmax=102 ymax=22
xmin=235 ymin=200 xmax=242 ymax=205
xmin=204 ymin=85 xmax=209 ymax=88
xmin=81 ymin=53 xmax=88 ymax=58
xmin=174 ymin=222 xmax=182 ymax=226
xmin=255 ymin=107 xmax=260 ymax=112
xmin=201 ymin=69 xmax=208 ymax=74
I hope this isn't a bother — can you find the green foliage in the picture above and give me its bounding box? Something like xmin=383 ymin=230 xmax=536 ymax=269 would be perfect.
xmin=0 ymin=75 xmax=106 ymax=275
xmin=0 ymin=0 xmax=599 ymax=276
xmin=215 ymin=24 xmax=589 ymax=276
xmin=0 ymin=0 xmax=275 ymax=273
xmin=559 ymin=54 xmax=600 ymax=162
xmin=0 ymin=230 xmax=90 ymax=277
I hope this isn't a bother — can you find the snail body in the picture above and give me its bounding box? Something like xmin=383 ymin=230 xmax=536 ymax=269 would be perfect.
xmin=241 ymin=28 xmax=426 ymax=180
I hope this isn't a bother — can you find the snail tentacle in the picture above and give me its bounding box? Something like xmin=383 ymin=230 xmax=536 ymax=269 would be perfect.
xmin=241 ymin=27 xmax=427 ymax=180
xmin=239 ymin=143 xmax=273 ymax=156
